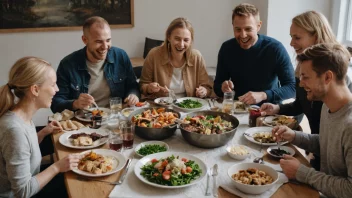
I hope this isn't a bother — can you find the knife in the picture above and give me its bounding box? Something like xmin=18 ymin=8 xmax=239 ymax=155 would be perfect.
xmin=118 ymin=159 xmax=132 ymax=184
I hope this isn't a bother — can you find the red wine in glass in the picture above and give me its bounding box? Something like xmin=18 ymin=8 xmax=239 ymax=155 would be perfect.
xmin=123 ymin=134 xmax=134 ymax=149
xmin=109 ymin=139 xmax=123 ymax=151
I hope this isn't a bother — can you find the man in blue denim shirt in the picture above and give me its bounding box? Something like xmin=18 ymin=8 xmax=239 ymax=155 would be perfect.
xmin=51 ymin=16 xmax=140 ymax=113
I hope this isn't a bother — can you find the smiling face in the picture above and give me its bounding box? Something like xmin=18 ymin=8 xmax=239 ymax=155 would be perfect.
xmin=299 ymin=60 xmax=327 ymax=101
xmin=232 ymin=15 xmax=261 ymax=50
xmin=290 ymin=23 xmax=317 ymax=54
xmin=36 ymin=68 xmax=59 ymax=108
xmin=82 ymin=22 xmax=111 ymax=63
xmin=168 ymin=27 xmax=192 ymax=57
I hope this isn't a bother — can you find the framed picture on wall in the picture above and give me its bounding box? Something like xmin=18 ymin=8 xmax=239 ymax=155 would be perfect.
xmin=0 ymin=0 xmax=134 ymax=33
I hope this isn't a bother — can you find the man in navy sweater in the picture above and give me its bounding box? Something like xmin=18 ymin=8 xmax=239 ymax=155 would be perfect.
xmin=214 ymin=3 xmax=295 ymax=105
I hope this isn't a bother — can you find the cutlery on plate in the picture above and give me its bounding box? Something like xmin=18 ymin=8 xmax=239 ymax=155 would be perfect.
xmin=205 ymin=168 xmax=212 ymax=196
xmin=212 ymin=164 xmax=218 ymax=197
xmin=118 ymin=158 xmax=132 ymax=184
xmin=76 ymin=176 xmax=120 ymax=185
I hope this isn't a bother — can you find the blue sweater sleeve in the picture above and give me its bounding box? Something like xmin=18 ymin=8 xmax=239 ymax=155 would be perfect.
xmin=264 ymin=43 xmax=295 ymax=103
xmin=214 ymin=44 xmax=230 ymax=97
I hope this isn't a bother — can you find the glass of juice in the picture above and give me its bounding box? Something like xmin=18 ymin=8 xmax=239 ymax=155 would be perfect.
xmin=222 ymin=91 xmax=235 ymax=114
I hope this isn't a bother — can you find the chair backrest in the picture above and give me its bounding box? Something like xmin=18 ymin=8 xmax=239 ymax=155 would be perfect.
xmin=143 ymin=37 xmax=163 ymax=59
xmin=133 ymin=66 xmax=143 ymax=79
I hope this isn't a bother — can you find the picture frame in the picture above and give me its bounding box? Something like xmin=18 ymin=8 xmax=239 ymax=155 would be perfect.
xmin=0 ymin=0 xmax=134 ymax=33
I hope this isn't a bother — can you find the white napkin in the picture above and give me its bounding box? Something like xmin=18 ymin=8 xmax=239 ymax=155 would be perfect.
xmin=220 ymin=173 xmax=288 ymax=198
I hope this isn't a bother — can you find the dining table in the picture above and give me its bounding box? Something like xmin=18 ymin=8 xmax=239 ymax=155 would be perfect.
xmin=51 ymin=101 xmax=319 ymax=198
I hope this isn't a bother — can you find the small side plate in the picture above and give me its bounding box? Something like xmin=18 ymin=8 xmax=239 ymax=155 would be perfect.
xmin=267 ymin=145 xmax=295 ymax=158
xmin=135 ymin=141 xmax=169 ymax=157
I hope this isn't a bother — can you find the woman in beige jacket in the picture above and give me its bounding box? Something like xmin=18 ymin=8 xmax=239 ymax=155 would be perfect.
xmin=139 ymin=17 xmax=212 ymax=99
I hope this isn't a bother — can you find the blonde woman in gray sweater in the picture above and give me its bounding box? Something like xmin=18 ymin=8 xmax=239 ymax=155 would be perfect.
xmin=0 ymin=57 xmax=80 ymax=198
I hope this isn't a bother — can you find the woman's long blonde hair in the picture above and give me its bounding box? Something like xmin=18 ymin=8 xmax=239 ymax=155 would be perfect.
xmin=163 ymin=17 xmax=194 ymax=60
xmin=292 ymin=11 xmax=338 ymax=77
xmin=0 ymin=57 xmax=52 ymax=117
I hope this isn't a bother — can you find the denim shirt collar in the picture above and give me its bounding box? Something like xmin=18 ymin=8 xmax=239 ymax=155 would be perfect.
xmin=78 ymin=46 xmax=114 ymax=70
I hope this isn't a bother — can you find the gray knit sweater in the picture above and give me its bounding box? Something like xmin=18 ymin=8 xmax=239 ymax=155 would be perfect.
xmin=0 ymin=111 xmax=41 ymax=198
xmin=293 ymin=102 xmax=352 ymax=198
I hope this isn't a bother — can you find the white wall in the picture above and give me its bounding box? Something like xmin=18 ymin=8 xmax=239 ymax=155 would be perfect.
xmin=267 ymin=0 xmax=332 ymax=62
xmin=0 ymin=0 xmax=334 ymax=126
xmin=0 ymin=0 xmax=247 ymax=126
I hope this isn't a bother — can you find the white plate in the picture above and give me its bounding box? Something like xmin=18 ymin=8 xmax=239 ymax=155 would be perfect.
xmin=74 ymin=107 xmax=110 ymax=122
xmin=262 ymin=115 xmax=297 ymax=128
xmin=154 ymin=97 xmax=173 ymax=107
xmin=134 ymin=152 xmax=207 ymax=189
xmin=72 ymin=149 xmax=126 ymax=177
xmin=233 ymin=101 xmax=248 ymax=114
xmin=172 ymin=97 xmax=208 ymax=112
xmin=135 ymin=141 xmax=170 ymax=157
xmin=244 ymin=127 xmax=288 ymax=146
xmin=59 ymin=128 xmax=109 ymax=149
xmin=267 ymin=145 xmax=295 ymax=158
xmin=135 ymin=101 xmax=150 ymax=108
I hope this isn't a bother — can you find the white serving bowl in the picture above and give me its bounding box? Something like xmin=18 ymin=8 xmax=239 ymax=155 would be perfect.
xmin=226 ymin=145 xmax=250 ymax=160
xmin=227 ymin=163 xmax=279 ymax=195
xmin=121 ymin=107 xmax=135 ymax=118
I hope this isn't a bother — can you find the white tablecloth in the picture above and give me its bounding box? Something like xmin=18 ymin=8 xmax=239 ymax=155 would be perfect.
xmin=109 ymin=111 xmax=287 ymax=198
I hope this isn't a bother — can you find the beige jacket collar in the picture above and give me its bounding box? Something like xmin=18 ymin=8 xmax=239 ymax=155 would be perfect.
xmin=160 ymin=45 xmax=194 ymax=67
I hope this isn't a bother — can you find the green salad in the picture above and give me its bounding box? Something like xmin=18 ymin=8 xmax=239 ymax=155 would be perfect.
xmin=176 ymin=99 xmax=202 ymax=109
xmin=137 ymin=144 xmax=167 ymax=156
xmin=140 ymin=155 xmax=202 ymax=186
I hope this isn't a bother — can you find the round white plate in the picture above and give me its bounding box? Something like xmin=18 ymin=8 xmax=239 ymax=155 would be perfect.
xmin=135 ymin=141 xmax=170 ymax=157
xmin=172 ymin=97 xmax=208 ymax=112
xmin=135 ymin=101 xmax=150 ymax=108
xmin=262 ymin=115 xmax=297 ymax=128
xmin=72 ymin=149 xmax=126 ymax=177
xmin=154 ymin=97 xmax=173 ymax=107
xmin=233 ymin=101 xmax=249 ymax=114
xmin=267 ymin=145 xmax=295 ymax=158
xmin=59 ymin=128 xmax=109 ymax=149
xmin=244 ymin=127 xmax=288 ymax=146
xmin=134 ymin=152 xmax=207 ymax=189
xmin=74 ymin=107 xmax=110 ymax=122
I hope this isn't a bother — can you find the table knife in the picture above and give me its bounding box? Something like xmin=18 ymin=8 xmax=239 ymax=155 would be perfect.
xmin=118 ymin=159 xmax=132 ymax=184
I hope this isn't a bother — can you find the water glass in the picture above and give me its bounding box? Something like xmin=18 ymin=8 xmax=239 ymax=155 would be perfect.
xmin=107 ymin=114 xmax=119 ymax=132
xmin=110 ymin=97 xmax=122 ymax=114
xmin=222 ymin=91 xmax=235 ymax=114
xmin=109 ymin=132 xmax=123 ymax=152
xmin=121 ymin=121 xmax=135 ymax=149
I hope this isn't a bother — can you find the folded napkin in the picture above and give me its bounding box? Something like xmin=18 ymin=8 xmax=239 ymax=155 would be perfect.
xmin=220 ymin=173 xmax=288 ymax=198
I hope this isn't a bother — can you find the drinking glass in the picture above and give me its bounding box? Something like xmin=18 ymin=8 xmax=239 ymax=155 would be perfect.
xmin=110 ymin=97 xmax=122 ymax=114
xmin=121 ymin=121 xmax=135 ymax=149
xmin=107 ymin=113 xmax=119 ymax=132
xmin=222 ymin=91 xmax=235 ymax=114
xmin=109 ymin=132 xmax=123 ymax=152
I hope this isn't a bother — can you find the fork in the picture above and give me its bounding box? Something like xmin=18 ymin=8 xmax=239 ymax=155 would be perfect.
xmin=77 ymin=176 xmax=120 ymax=185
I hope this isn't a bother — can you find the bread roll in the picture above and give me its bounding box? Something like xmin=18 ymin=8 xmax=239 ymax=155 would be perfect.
xmin=67 ymin=120 xmax=78 ymax=130
xmin=60 ymin=121 xmax=68 ymax=130
xmin=72 ymin=121 xmax=85 ymax=129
